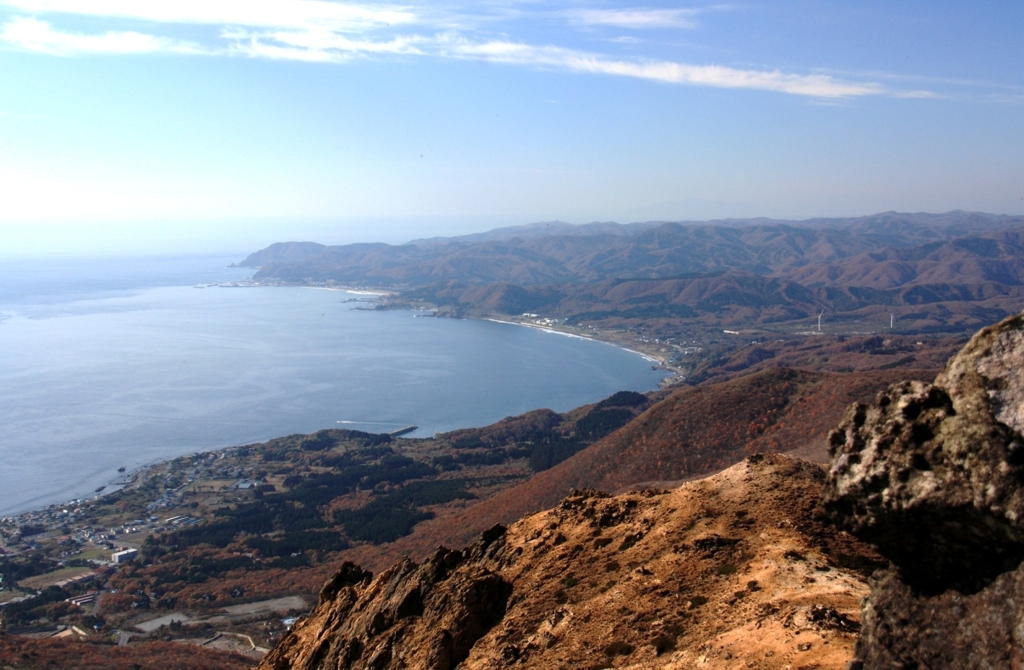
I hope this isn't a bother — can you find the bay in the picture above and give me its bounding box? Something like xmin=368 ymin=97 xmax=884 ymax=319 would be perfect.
xmin=0 ymin=256 xmax=667 ymax=516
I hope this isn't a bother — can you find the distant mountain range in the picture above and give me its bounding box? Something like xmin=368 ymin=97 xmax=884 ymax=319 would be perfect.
xmin=240 ymin=211 xmax=1024 ymax=336
xmin=242 ymin=211 xmax=1024 ymax=288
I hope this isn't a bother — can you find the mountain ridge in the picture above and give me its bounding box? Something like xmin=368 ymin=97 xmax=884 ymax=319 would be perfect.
xmin=240 ymin=211 xmax=1024 ymax=340
xmin=259 ymin=454 xmax=878 ymax=670
xmin=242 ymin=212 xmax=1024 ymax=288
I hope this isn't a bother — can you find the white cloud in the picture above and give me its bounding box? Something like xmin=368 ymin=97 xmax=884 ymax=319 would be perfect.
xmin=445 ymin=39 xmax=885 ymax=98
xmin=987 ymin=93 xmax=1024 ymax=105
xmin=894 ymin=89 xmax=943 ymax=100
xmin=223 ymin=31 xmax=345 ymax=63
xmin=566 ymin=8 xmax=701 ymax=30
xmin=0 ymin=1 xmax=895 ymax=98
xmin=1 ymin=0 xmax=426 ymax=60
xmin=1 ymin=16 xmax=199 ymax=54
xmin=0 ymin=0 xmax=417 ymax=33
xmin=223 ymin=27 xmax=427 ymax=62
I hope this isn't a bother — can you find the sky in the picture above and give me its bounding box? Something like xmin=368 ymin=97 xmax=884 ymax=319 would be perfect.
xmin=0 ymin=1 xmax=1022 ymax=257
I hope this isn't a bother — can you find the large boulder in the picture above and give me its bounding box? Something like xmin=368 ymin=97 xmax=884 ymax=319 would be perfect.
xmin=822 ymin=313 xmax=1024 ymax=667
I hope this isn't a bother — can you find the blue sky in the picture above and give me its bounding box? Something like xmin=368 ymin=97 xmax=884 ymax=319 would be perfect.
xmin=0 ymin=1 xmax=1022 ymax=256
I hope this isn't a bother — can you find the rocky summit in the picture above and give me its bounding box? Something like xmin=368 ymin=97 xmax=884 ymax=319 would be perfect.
xmin=823 ymin=312 xmax=1024 ymax=668
xmin=260 ymin=454 xmax=879 ymax=670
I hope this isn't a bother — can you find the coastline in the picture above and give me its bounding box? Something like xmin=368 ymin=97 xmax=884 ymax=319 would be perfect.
xmin=484 ymin=317 xmax=665 ymax=365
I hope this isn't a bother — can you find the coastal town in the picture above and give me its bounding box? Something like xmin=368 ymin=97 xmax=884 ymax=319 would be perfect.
xmin=0 ymin=447 xmax=297 ymax=658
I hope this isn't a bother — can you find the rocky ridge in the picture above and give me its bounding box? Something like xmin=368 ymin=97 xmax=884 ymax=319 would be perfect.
xmin=260 ymin=455 xmax=879 ymax=670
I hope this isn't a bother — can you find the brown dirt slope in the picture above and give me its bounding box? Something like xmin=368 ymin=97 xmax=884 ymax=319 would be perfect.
xmin=0 ymin=636 xmax=253 ymax=670
xmin=259 ymin=454 xmax=878 ymax=670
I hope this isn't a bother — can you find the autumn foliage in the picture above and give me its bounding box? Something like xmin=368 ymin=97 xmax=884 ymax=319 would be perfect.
xmin=401 ymin=366 xmax=939 ymax=550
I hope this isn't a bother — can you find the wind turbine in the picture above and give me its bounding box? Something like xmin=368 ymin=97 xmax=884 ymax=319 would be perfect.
xmin=817 ymin=310 xmax=825 ymax=332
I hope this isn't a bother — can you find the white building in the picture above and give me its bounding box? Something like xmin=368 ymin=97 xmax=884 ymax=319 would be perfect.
xmin=111 ymin=548 xmax=138 ymax=564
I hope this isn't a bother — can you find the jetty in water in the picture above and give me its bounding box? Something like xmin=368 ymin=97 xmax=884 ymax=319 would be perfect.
xmin=387 ymin=425 xmax=418 ymax=437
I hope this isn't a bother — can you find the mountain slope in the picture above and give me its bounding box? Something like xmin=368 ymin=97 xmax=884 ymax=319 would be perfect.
xmin=428 ymin=367 xmax=931 ymax=547
xmin=248 ymin=212 xmax=1024 ymax=289
xmin=784 ymin=229 xmax=1024 ymax=288
xmin=243 ymin=212 xmax=1024 ymax=337
xmin=259 ymin=454 xmax=877 ymax=670
xmin=239 ymin=241 xmax=329 ymax=268
xmin=399 ymin=271 xmax=1024 ymax=335
xmin=323 ymin=367 xmax=930 ymax=571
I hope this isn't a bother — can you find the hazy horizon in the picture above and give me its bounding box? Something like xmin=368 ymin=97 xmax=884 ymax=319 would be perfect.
xmin=6 ymin=208 xmax=1024 ymax=261
xmin=7 ymin=209 xmax=1024 ymax=260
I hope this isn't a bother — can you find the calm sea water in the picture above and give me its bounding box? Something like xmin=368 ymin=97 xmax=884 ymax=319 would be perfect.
xmin=0 ymin=256 xmax=667 ymax=515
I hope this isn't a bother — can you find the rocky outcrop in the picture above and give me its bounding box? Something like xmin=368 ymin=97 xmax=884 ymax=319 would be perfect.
xmin=261 ymin=454 xmax=879 ymax=669
xmin=260 ymin=532 xmax=512 ymax=670
xmin=822 ymin=312 xmax=1024 ymax=667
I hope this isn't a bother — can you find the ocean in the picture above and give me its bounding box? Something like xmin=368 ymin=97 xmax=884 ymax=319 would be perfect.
xmin=0 ymin=255 xmax=668 ymax=516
